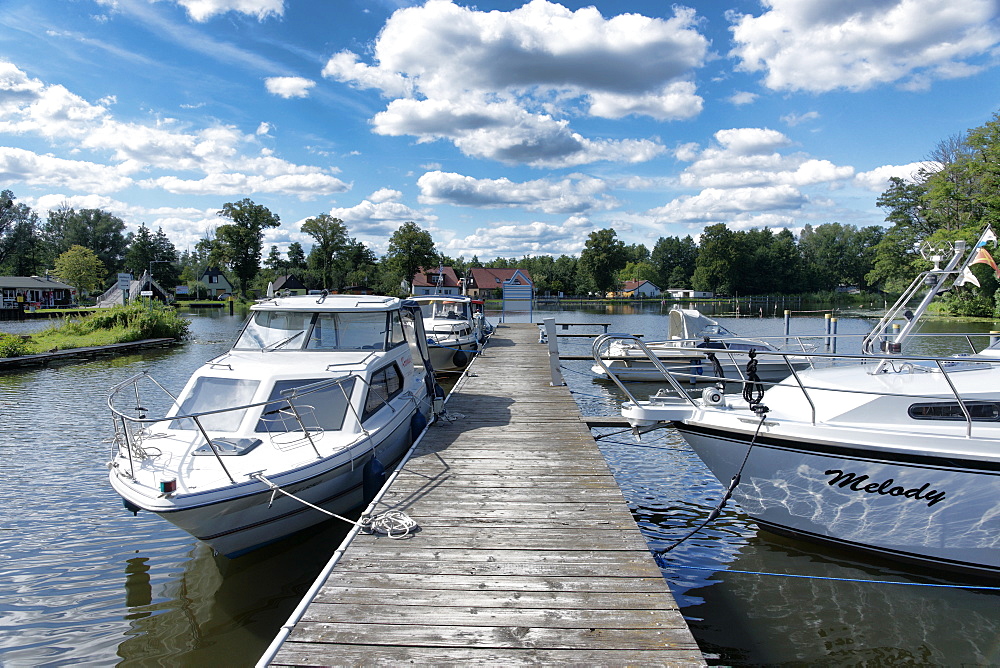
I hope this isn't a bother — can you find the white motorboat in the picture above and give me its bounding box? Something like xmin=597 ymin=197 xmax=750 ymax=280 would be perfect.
xmin=592 ymin=306 xmax=812 ymax=383
xmin=107 ymin=294 xmax=440 ymax=557
xmin=611 ymin=229 xmax=1000 ymax=577
xmin=413 ymin=295 xmax=488 ymax=371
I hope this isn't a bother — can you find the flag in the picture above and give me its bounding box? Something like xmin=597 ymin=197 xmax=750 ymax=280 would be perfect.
xmin=956 ymin=266 xmax=980 ymax=288
xmin=978 ymin=227 xmax=998 ymax=247
xmin=970 ymin=247 xmax=1000 ymax=279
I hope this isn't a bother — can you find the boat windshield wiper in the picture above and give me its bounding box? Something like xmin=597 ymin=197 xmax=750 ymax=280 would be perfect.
xmin=264 ymin=331 xmax=303 ymax=351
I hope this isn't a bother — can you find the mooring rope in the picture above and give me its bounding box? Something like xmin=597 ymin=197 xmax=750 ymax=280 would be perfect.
xmin=655 ymin=407 xmax=769 ymax=555
xmin=251 ymin=472 xmax=418 ymax=538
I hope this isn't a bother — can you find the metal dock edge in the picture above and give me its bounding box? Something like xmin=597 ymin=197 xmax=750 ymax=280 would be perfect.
xmin=259 ymin=322 xmax=705 ymax=666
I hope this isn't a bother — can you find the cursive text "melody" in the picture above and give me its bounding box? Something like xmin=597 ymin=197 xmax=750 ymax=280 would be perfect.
xmin=824 ymin=469 xmax=946 ymax=507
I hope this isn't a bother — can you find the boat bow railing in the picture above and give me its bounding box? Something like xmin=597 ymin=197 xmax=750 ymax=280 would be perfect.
xmin=598 ymin=340 xmax=1000 ymax=437
xmin=107 ymin=372 xmax=381 ymax=482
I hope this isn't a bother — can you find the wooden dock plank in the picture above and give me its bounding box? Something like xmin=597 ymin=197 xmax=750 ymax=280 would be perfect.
xmin=266 ymin=323 xmax=704 ymax=666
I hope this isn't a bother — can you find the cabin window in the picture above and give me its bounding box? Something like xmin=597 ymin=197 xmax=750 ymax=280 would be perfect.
xmin=307 ymin=312 xmax=388 ymax=350
xmin=363 ymin=364 xmax=404 ymax=421
xmin=171 ymin=377 xmax=260 ymax=432
xmin=908 ymin=401 xmax=1000 ymax=421
xmin=256 ymin=377 xmax=356 ymax=433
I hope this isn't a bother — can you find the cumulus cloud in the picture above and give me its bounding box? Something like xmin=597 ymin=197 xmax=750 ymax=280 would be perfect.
xmin=729 ymin=0 xmax=1000 ymax=92
xmin=643 ymin=127 xmax=858 ymax=227
xmin=0 ymin=147 xmax=132 ymax=192
xmin=417 ymin=170 xmax=617 ymax=214
xmin=444 ymin=216 xmax=595 ymax=257
xmin=324 ymin=198 xmax=438 ymax=245
xmin=169 ymin=0 xmax=284 ymax=22
xmin=323 ymin=0 xmax=709 ymax=166
xmin=264 ymin=76 xmax=315 ymax=99
xmin=854 ymin=161 xmax=931 ymax=190
xmin=0 ymin=61 xmax=348 ymax=199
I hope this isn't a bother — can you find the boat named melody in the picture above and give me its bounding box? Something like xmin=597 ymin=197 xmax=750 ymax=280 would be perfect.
xmin=607 ymin=227 xmax=1000 ymax=577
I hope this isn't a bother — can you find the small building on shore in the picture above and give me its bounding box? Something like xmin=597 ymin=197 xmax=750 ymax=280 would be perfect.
xmin=0 ymin=276 xmax=75 ymax=309
xmin=609 ymin=280 xmax=661 ymax=299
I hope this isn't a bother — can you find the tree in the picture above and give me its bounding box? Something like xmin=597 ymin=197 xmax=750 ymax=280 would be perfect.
xmin=385 ymin=222 xmax=437 ymax=292
xmin=302 ymin=213 xmax=348 ymax=290
xmin=287 ymin=242 xmax=307 ymax=270
xmin=214 ymin=199 xmax=280 ymax=297
xmin=651 ymin=235 xmax=697 ymax=289
xmin=0 ymin=194 xmax=43 ymax=276
xmin=54 ymin=245 xmax=106 ymax=302
xmin=43 ymin=206 xmax=128 ymax=278
xmin=692 ymin=224 xmax=737 ymax=294
xmin=578 ymin=228 xmax=627 ymax=295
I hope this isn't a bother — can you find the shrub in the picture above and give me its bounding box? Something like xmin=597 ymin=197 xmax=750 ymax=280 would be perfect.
xmin=0 ymin=333 xmax=35 ymax=358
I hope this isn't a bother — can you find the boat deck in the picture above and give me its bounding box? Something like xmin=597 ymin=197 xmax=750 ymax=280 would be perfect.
xmin=265 ymin=322 xmax=704 ymax=666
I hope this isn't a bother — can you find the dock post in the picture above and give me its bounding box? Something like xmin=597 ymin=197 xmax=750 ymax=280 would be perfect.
xmin=542 ymin=318 xmax=565 ymax=386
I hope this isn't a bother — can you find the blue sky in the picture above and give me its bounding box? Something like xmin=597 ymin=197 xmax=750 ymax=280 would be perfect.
xmin=1 ymin=0 xmax=998 ymax=261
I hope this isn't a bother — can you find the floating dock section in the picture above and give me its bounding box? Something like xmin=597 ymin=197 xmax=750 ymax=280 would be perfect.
xmin=264 ymin=323 xmax=704 ymax=666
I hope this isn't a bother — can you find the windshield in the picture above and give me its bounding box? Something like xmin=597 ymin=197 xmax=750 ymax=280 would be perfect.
xmin=234 ymin=310 xmax=391 ymax=351
xmin=170 ymin=377 xmax=260 ymax=431
xmin=419 ymin=301 xmax=469 ymax=321
xmin=235 ymin=311 xmax=312 ymax=350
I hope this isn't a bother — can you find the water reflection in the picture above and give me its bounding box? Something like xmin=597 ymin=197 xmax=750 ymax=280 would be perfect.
xmin=3 ymin=306 xmax=1000 ymax=666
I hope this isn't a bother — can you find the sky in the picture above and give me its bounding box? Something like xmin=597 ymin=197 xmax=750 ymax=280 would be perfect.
xmin=1 ymin=0 xmax=999 ymax=262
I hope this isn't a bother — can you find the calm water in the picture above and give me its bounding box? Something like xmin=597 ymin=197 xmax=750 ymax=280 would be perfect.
xmin=1 ymin=304 xmax=999 ymax=666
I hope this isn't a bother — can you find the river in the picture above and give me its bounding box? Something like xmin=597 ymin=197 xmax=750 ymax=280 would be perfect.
xmin=1 ymin=304 xmax=998 ymax=666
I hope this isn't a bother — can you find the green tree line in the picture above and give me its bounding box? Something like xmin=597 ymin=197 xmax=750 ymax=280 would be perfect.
xmin=4 ymin=110 xmax=1000 ymax=311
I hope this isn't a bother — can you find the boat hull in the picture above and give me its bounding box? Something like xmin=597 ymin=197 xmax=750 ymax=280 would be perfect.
xmin=116 ymin=405 xmax=420 ymax=557
xmin=677 ymin=423 xmax=1000 ymax=576
xmin=428 ymin=340 xmax=478 ymax=371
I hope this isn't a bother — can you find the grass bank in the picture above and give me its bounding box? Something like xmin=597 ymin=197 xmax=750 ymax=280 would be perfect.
xmin=0 ymin=302 xmax=191 ymax=357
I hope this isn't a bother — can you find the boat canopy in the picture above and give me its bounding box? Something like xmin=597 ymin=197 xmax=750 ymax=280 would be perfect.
xmin=667 ymin=307 xmax=736 ymax=340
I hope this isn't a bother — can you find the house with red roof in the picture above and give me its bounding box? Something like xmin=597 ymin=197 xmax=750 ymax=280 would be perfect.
xmin=465 ymin=268 xmax=533 ymax=299
xmin=411 ymin=266 xmax=463 ymax=295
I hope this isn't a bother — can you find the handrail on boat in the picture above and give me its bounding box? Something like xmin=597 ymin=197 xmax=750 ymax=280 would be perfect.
xmin=594 ymin=332 xmax=1000 ymax=438
xmin=107 ymin=370 xmax=407 ymax=481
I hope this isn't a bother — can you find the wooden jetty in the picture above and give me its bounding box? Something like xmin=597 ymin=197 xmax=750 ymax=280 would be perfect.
xmin=264 ymin=322 xmax=704 ymax=666
xmin=0 ymin=338 xmax=177 ymax=370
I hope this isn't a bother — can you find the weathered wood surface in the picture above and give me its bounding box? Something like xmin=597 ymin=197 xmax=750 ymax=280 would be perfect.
xmin=268 ymin=322 xmax=704 ymax=666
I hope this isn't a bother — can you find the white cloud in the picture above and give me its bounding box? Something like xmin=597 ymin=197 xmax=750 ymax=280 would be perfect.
xmin=0 ymin=147 xmax=132 ymax=192
xmin=169 ymin=0 xmax=284 ymax=22
xmin=0 ymin=61 xmax=348 ymax=199
xmin=729 ymin=0 xmax=1000 ymax=92
xmin=323 ymin=0 xmax=709 ymax=166
xmin=264 ymin=76 xmax=315 ymax=99
xmin=323 ymin=198 xmax=438 ymax=250
xmin=781 ymin=111 xmax=821 ymax=126
xmin=444 ymin=216 xmax=594 ymax=257
xmin=728 ymin=91 xmax=758 ymax=106
xmin=417 ymin=170 xmax=617 ymax=214
xmin=373 ymin=96 xmax=666 ymax=167
xmin=854 ymin=161 xmax=931 ymax=190
xmin=643 ymin=127 xmax=859 ymax=228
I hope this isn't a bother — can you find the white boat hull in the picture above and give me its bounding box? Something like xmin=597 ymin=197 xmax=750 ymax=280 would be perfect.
xmin=114 ymin=407 xmax=420 ymax=557
xmin=678 ymin=423 xmax=1000 ymax=575
xmin=428 ymin=340 xmax=478 ymax=372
